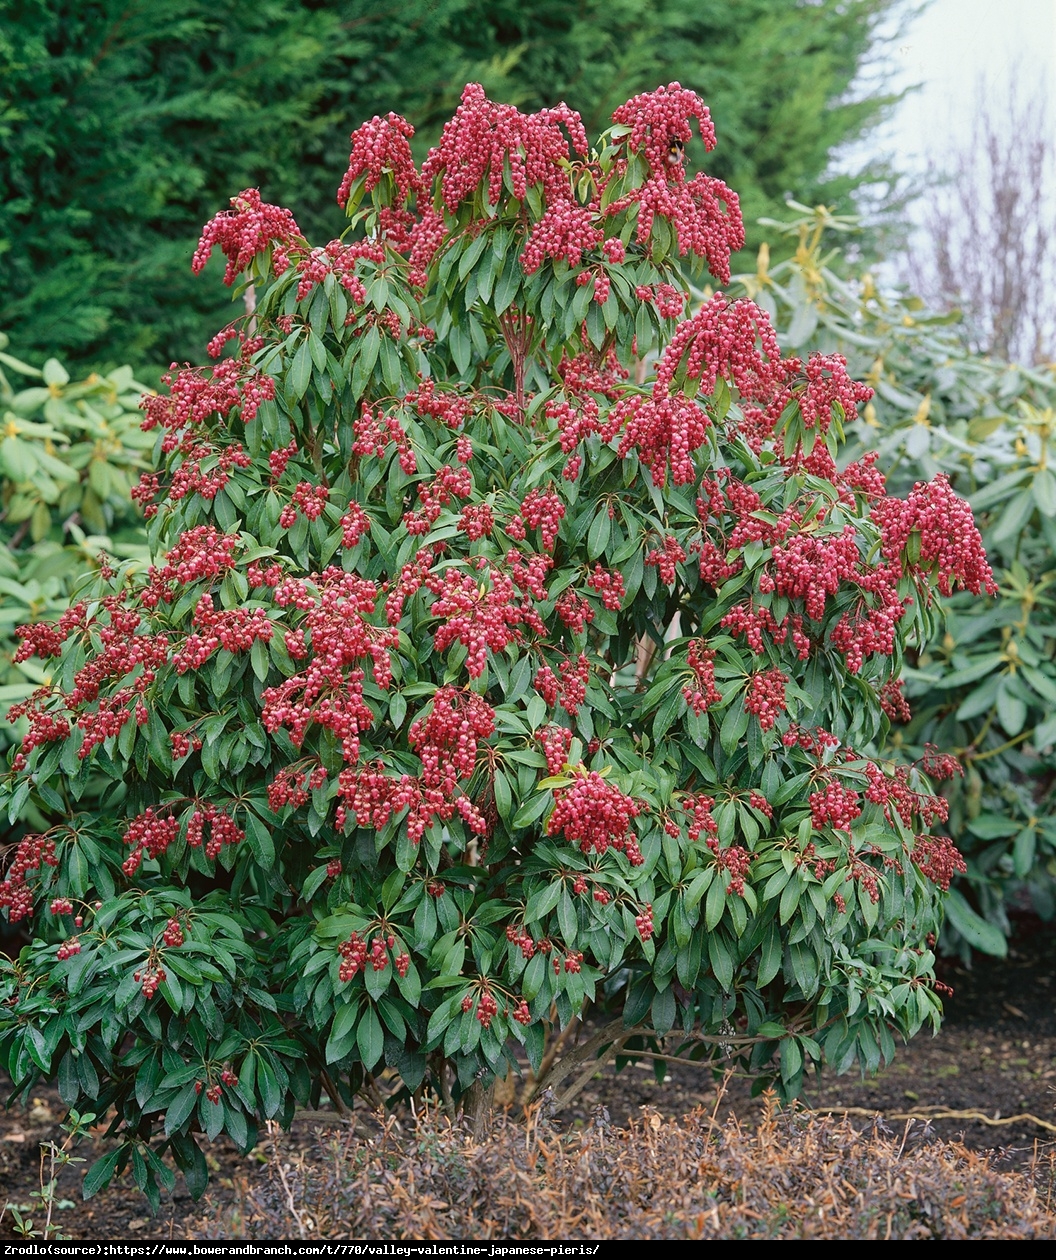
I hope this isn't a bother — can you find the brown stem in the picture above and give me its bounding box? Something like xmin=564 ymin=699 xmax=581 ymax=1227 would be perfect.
xmin=529 ymin=1017 xmax=634 ymax=1102
xmin=320 ymin=1069 xmax=350 ymax=1116
xmin=533 ymin=1013 xmax=582 ymax=1087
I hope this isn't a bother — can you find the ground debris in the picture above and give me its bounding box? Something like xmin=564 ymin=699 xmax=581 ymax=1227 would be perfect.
xmin=189 ymin=1094 xmax=1056 ymax=1241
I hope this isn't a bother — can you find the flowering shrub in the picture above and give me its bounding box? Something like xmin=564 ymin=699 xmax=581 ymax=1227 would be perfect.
xmin=0 ymin=85 xmax=993 ymax=1204
xmin=728 ymin=207 xmax=1056 ymax=954
xmin=0 ymin=338 xmax=151 ymax=777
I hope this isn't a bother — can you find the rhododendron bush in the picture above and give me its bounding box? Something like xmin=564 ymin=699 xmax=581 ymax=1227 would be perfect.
xmin=0 ymin=84 xmax=994 ymax=1204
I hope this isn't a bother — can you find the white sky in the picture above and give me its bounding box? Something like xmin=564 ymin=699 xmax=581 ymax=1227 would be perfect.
xmin=868 ymin=0 xmax=1056 ymax=174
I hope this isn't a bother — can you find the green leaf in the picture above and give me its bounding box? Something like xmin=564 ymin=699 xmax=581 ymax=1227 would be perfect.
xmin=587 ymin=506 xmax=611 ymax=560
xmin=757 ymin=925 xmax=782 ymax=987
xmin=245 ymin=811 xmax=276 ymax=868
xmin=704 ymin=873 xmax=725 ymax=932
xmin=288 ymin=337 xmax=313 ymax=401
xmin=1032 ymin=468 xmax=1056 ymax=516
xmin=357 ymin=1005 xmax=384 ymax=1070
xmin=965 ymin=814 xmax=1021 ymax=840
xmin=1012 ymin=825 xmax=1036 ymax=878
xmin=326 ymin=1002 xmax=359 ymax=1063
xmin=651 ymin=985 xmax=675 ymax=1036
xmin=164 ymin=1082 xmax=199 ymax=1136
xmin=719 ymin=699 xmax=749 ymax=756
xmin=991 ymin=488 xmax=1035 ymax=544
xmin=996 ymin=681 xmax=1027 ymax=736
xmin=257 ymin=1058 xmax=282 ymax=1117
xmin=943 ymin=890 xmax=1007 ymax=957
xmin=83 ymin=1148 xmax=123 ymax=1200
xmin=525 ymin=880 xmax=562 ymax=924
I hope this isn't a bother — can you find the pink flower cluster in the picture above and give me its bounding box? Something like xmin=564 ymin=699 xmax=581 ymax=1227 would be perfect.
xmin=912 ymin=834 xmax=967 ymax=891
xmin=261 ymin=569 xmax=397 ymax=764
xmin=408 ymin=687 xmax=495 ymax=791
xmin=141 ymin=359 xmax=275 ymax=441
xmin=338 ymin=112 xmax=423 ymax=209
xmin=609 ymin=86 xmax=743 ymax=279
xmin=547 ymin=770 xmax=642 ymax=864
xmin=353 ymin=404 xmax=417 ymax=474
xmin=538 ymin=724 xmax=574 ymax=775
xmin=424 ymin=83 xmax=587 ymax=214
xmin=192 ymin=189 xmax=303 ymax=283
xmin=612 ymin=82 xmax=717 ymax=170
xmin=645 ymin=534 xmax=687 ymax=584
xmin=683 ymin=641 xmax=722 ymax=715
xmin=744 ymin=669 xmax=789 ymax=731
xmin=294 ymin=238 xmax=384 ymax=307
xmin=426 ymin=563 xmax=543 ymax=678
xmin=794 ymin=353 xmax=873 ymax=432
xmin=0 ymin=833 xmax=58 ymax=922
xmin=873 ymin=474 xmax=997 ymax=597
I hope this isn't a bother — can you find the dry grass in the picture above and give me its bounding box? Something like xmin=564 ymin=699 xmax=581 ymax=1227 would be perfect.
xmin=191 ymin=1094 xmax=1056 ymax=1241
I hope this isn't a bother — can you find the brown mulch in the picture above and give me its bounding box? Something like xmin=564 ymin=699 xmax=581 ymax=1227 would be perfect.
xmin=2 ymin=914 xmax=1054 ymax=1240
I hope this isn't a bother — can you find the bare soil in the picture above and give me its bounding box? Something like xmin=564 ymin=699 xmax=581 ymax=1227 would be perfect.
xmin=3 ymin=914 xmax=1054 ymax=1241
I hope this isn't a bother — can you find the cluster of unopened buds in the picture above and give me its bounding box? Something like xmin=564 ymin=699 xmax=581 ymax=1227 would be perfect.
xmin=268 ymin=763 xmax=328 ymax=811
xmin=635 ymin=904 xmax=654 ymax=942
xmin=506 ymin=924 xmax=537 ymax=960
xmin=162 ymin=917 xmax=184 ymax=947
xmin=279 ymin=481 xmax=330 ymax=528
xmin=874 ymin=474 xmax=997 ymax=598
xmin=783 ymin=724 xmax=840 ymax=757
xmin=682 ymin=793 xmax=718 ymax=842
xmin=135 ymin=966 xmax=167 ymax=999
xmin=462 ymin=987 xmax=500 ymax=1030
xmin=192 ymin=188 xmax=303 ymax=284
xmin=56 ymin=936 xmax=81 ymax=960
xmin=403 ymin=463 xmax=472 ymax=534
xmin=538 ymin=724 xmax=574 ymax=775
xmin=912 ymin=834 xmax=967 ymax=892
xmin=170 ymin=731 xmax=203 ymax=760
xmin=634 ymin=282 xmax=686 ymax=319
xmin=338 ymin=931 xmax=406 ymax=980
xmin=570 ymin=875 xmax=611 ymax=906
xmin=408 ymin=686 xmax=495 ymax=788
xmin=195 ymin=1067 xmax=238 ymax=1105
xmin=683 ymin=641 xmax=722 ymax=714
xmin=793 ymin=842 xmax=835 ymax=884
xmin=919 ymin=745 xmax=962 ymax=781
xmin=122 ymin=809 xmax=180 ymax=876
xmin=747 ymin=790 xmax=773 ymax=819
xmin=586 ymin=565 xmax=625 ymax=610
xmin=426 ymin=565 xmax=533 ymax=677
xmin=554 ymin=951 xmax=583 ymax=975
xmin=879 ymin=678 xmax=913 ymax=723
xmin=555 ymin=590 xmax=594 ymax=635
xmin=716 ymin=845 xmax=753 ymax=897
xmin=353 ymin=403 xmax=417 ymax=474
xmin=186 ymin=805 xmax=245 ymax=861
xmin=368 ymin=936 xmax=392 ymax=971
xmin=338 ymin=933 xmax=369 ymax=981
xmin=459 ymin=502 xmax=495 ymax=541
xmin=645 ymin=535 xmax=687 ymax=585
xmin=547 ymin=770 xmax=642 ymax=861
xmin=809 ymin=780 xmax=862 ymax=833
xmin=744 ymin=668 xmax=789 ymax=731
xmin=519 ymin=487 xmax=566 ymax=552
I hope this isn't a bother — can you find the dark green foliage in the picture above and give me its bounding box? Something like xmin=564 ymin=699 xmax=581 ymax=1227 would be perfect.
xmin=728 ymin=208 xmax=1056 ymax=954
xmin=0 ymin=336 xmax=150 ymax=773
xmin=0 ymin=0 xmax=897 ymax=366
